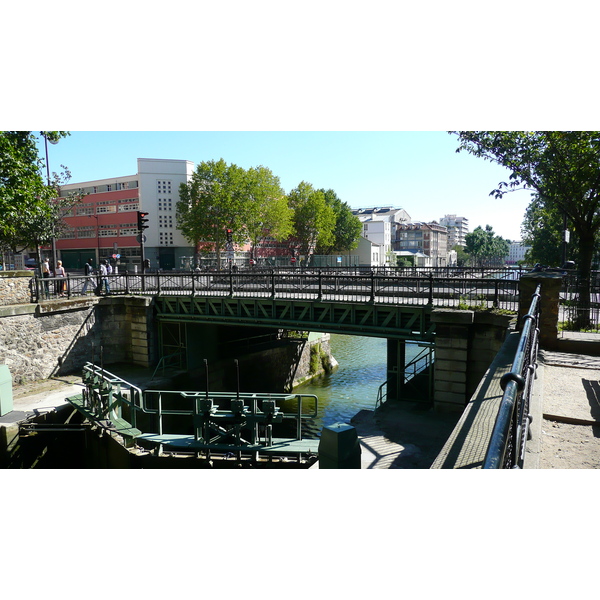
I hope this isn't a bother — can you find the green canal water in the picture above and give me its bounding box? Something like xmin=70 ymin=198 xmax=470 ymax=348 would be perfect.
xmin=294 ymin=334 xmax=423 ymax=436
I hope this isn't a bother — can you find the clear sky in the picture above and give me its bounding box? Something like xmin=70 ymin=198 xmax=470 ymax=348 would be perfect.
xmin=38 ymin=130 xmax=533 ymax=241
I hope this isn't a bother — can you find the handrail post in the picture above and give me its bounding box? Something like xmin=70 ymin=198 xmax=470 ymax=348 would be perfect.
xmin=428 ymin=273 xmax=433 ymax=304
xmin=270 ymin=269 xmax=275 ymax=298
xmin=318 ymin=270 xmax=323 ymax=301
xmin=370 ymin=271 xmax=375 ymax=302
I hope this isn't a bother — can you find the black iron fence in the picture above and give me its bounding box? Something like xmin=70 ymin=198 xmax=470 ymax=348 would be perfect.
xmin=559 ymin=271 xmax=600 ymax=331
xmin=32 ymin=271 xmax=521 ymax=311
xmin=483 ymin=284 xmax=541 ymax=469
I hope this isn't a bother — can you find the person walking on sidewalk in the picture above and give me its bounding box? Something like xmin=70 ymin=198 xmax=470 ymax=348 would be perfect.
xmin=100 ymin=260 xmax=110 ymax=295
xmin=41 ymin=258 xmax=51 ymax=298
xmin=81 ymin=259 xmax=95 ymax=295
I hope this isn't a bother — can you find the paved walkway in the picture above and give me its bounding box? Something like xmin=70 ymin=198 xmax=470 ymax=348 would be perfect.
xmin=525 ymin=345 xmax=600 ymax=469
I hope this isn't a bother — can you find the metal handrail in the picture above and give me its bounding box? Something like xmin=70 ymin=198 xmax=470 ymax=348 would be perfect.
xmin=80 ymin=362 xmax=318 ymax=446
xmin=33 ymin=271 xmax=521 ymax=310
xmin=483 ymin=284 xmax=541 ymax=469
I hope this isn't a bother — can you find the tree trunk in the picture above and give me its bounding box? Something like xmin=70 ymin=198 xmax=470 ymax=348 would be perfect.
xmin=575 ymin=229 xmax=595 ymax=330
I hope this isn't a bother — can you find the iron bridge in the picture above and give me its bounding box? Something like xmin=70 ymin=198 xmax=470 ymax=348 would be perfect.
xmin=154 ymin=295 xmax=435 ymax=341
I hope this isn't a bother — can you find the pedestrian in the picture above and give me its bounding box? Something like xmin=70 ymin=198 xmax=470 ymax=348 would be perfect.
xmin=100 ymin=260 xmax=110 ymax=295
xmin=55 ymin=260 xmax=67 ymax=297
xmin=41 ymin=258 xmax=51 ymax=298
xmin=81 ymin=259 xmax=95 ymax=295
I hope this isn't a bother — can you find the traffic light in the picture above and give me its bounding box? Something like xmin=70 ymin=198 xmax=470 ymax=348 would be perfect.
xmin=226 ymin=228 xmax=233 ymax=243
xmin=137 ymin=211 xmax=149 ymax=231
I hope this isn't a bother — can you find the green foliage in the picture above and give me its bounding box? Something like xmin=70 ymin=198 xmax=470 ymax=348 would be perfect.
xmin=177 ymin=158 xmax=247 ymax=269
xmin=464 ymin=225 xmax=510 ymax=267
xmin=288 ymin=181 xmax=336 ymax=256
xmin=452 ymin=131 xmax=600 ymax=327
xmin=242 ymin=165 xmax=294 ymax=257
xmin=452 ymin=244 xmax=469 ymax=267
xmin=0 ymin=131 xmax=73 ymax=253
xmin=309 ymin=342 xmax=331 ymax=375
xmin=457 ymin=294 xmax=486 ymax=311
xmin=314 ymin=189 xmax=362 ymax=254
xmin=396 ymin=255 xmax=415 ymax=267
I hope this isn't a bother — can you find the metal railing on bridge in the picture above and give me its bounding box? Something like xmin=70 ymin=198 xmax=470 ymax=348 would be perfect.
xmin=33 ymin=270 xmax=520 ymax=311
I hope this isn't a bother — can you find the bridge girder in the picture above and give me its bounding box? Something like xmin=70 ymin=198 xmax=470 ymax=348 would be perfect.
xmin=155 ymin=296 xmax=434 ymax=341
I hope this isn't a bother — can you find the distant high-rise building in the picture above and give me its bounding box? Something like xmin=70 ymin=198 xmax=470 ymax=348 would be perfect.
xmin=439 ymin=214 xmax=469 ymax=248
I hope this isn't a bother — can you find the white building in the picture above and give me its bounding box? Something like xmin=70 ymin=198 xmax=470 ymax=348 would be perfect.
xmin=352 ymin=207 xmax=411 ymax=266
xmin=439 ymin=214 xmax=469 ymax=248
xmin=58 ymin=158 xmax=195 ymax=270
xmin=505 ymin=241 xmax=530 ymax=265
xmin=338 ymin=236 xmax=385 ymax=267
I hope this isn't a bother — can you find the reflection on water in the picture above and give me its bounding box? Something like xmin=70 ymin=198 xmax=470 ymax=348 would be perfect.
xmin=294 ymin=334 xmax=421 ymax=436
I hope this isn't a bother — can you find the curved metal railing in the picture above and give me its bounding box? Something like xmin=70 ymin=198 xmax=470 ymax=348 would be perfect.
xmin=483 ymin=284 xmax=541 ymax=469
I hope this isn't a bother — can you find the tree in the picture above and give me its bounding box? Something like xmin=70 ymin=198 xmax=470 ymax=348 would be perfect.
xmin=314 ymin=189 xmax=362 ymax=255
xmin=177 ymin=159 xmax=246 ymax=270
xmin=287 ymin=182 xmax=336 ymax=258
xmin=242 ymin=166 xmax=294 ymax=261
xmin=0 ymin=131 xmax=72 ymax=260
xmin=464 ymin=225 xmax=510 ymax=267
xmin=451 ymin=131 xmax=600 ymax=327
xmin=452 ymin=244 xmax=469 ymax=267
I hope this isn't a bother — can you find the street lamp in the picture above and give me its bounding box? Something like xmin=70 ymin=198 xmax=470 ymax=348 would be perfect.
xmin=89 ymin=214 xmax=101 ymax=266
xmin=42 ymin=132 xmax=59 ymax=271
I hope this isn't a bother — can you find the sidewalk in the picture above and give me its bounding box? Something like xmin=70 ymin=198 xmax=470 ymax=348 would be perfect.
xmin=0 ymin=376 xmax=83 ymax=427
xmin=526 ymin=344 xmax=600 ymax=469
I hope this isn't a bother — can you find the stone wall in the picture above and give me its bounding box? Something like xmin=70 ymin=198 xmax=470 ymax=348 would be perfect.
xmin=0 ymin=296 xmax=154 ymax=385
xmin=0 ymin=271 xmax=34 ymax=306
xmin=431 ymin=309 xmax=515 ymax=411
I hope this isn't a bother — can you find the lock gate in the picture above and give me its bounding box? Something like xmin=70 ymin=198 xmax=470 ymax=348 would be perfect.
xmin=66 ymin=362 xmax=321 ymax=463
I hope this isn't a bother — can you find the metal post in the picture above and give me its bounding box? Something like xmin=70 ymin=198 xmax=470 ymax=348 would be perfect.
xmin=318 ymin=270 xmax=323 ymax=301
xmin=428 ymin=273 xmax=433 ymax=304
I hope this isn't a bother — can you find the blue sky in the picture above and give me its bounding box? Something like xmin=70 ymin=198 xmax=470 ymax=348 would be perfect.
xmin=39 ymin=130 xmax=534 ymax=241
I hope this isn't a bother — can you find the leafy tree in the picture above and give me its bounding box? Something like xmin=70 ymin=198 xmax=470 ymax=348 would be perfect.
xmin=464 ymin=225 xmax=510 ymax=267
xmin=287 ymin=182 xmax=336 ymax=258
xmin=451 ymin=131 xmax=600 ymax=327
xmin=242 ymin=165 xmax=294 ymax=260
xmin=314 ymin=189 xmax=362 ymax=255
xmin=0 ymin=131 xmax=72 ymax=261
xmin=177 ymin=158 xmax=246 ymax=270
xmin=452 ymin=244 xmax=469 ymax=267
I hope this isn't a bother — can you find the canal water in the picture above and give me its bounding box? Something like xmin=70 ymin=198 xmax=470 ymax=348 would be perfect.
xmin=294 ymin=334 xmax=423 ymax=436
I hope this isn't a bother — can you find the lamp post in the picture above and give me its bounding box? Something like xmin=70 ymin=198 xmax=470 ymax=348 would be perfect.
xmin=42 ymin=132 xmax=59 ymax=271
xmin=89 ymin=214 xmax=101 ymax=266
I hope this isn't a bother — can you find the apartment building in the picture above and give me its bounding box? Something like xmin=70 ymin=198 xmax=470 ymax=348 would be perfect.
xmin=56 ymin=158 xmax=194 ymax=270
xmin=439 ymin=214 xmax=469 ymax=248
xmin=394 ymin=221 xmax=449 ymax=267
xmin=352 ymin=207 xmax=411 ymax=265
xmin=505 ymin=241 xmax=531 ymax=265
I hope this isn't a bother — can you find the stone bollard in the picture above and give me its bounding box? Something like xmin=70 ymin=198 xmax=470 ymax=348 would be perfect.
xmin=518 ymin=272 xmax=563 ymax=350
